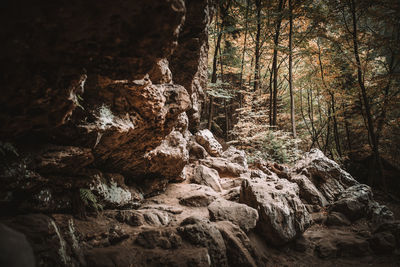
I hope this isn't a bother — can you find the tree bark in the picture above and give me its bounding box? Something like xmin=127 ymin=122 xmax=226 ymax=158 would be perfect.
xmin=254 ymin=0 xmax=262 ymax=92
xmin=272 ymin=0 xmax=285 ymax=126
xmin=239 ymin=0 xmax=250 ymax=108
xmin=288 ymin=0 xmax=296 ymax=138
xmin=349 ymin=0 xmax=386 ymax=189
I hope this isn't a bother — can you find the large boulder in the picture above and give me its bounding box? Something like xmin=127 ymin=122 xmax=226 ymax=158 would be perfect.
xmin=178 ymin=216 xmax=228 ymax=267
xmin=329 ymin=184 xmax=373 ymax=221
xmin=208 ymin=198 xmax=258 ymax=232
xmin=294 ymin=149 xmax=357 ymax=202
xmin=222 ymin=146 xmax=248 ymax=170
xmin=200 ymin=157 xmax=246 ymax=178
xmin=195 ymin=129 xmax=223 ymax=156
xmin=330 ymin=184 xmax=394 ymax=223
xmin=191 ymin=165 xmax=223 ymax=192
xmin=289 ymin=174 xmax=328 ymax=207
xmin=240 ymin=178 xmax=311 ymax=246
xmin=144 ymin=130 xmax=189 ymax=179
xmin=215 ymin=221 xmax=265 ymax=267
xmin=304 ymin=227 xmax=371 ymax=258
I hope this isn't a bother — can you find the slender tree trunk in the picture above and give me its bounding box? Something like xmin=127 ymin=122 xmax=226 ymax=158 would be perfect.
xmin=254 ymin=0 xmax=262 ymax=92
xmin=288 ymin=0 xmax=296 ymax=138
xmin=208 ymin=0 xmax=231 ymax=131
xmin=349 ymin=0 xmax=386 ymax=190
xmin=248 ymin=56 xmax=254 ymax=86
xmin=269 ymin=68 xmax=273 ymax=125
xmin=317 ymin=38 xmax=341 ymax=157
xmin=208 ymin=14 xmax=222 ymax=130
xmin=207 ymin=96 xmax=214 ymax=130
xmin=324 ymin=106 xmax=331 ymax=154
xmin=211 ymin=32 xmax=222 ymax=83
xmin=376 ymin=55 xmax=394 ymax=147
xmin=330 ymin=92 xmax=342 ymax=157
xmin=219 ymin=41 xmax=230 ymax=140
xmin=343 ymin=102 xmax=352 ymax=151
xmin=239 ymin=0 xmax=250 ymax=108
xmin=272 ymin=0 xmax=285 ymax=126
xmin=224 ymin=100 xmax=229 ymax=140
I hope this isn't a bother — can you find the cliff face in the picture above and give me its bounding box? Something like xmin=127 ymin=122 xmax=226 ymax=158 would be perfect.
xmin=0 ymin=0 xmax=211 ymax=211
xmin=1 ymin=1 xmax=399 ymax=267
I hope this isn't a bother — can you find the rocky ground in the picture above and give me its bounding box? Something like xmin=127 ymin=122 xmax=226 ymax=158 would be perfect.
xmin=1 ymin=132 xmax=400 ymax=266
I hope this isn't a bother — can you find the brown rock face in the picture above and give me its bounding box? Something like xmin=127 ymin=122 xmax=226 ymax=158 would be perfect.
xmin=170 ymin=0 xmax=211 ymax=132
xmin=0 ymin=0 xmax=210 ymax=206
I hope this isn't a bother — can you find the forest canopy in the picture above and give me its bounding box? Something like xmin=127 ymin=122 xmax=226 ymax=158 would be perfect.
xmin=203 ymin=0 xmax=400 ymax=191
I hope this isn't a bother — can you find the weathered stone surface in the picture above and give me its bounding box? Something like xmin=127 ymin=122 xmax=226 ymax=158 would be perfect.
xmin=311 ymin=212 xmax=328 ymax=224
xmin=222 ymin=146 xmax=248 ymax=170
xmin=2 ymin=214 xmax=83 ymax=266
xmin=255 ymin=160 xmax=289 ymax=179
xmin=368 ymin=201 xmax=395 ymax=225
xmin=88 ymin=172 xmax=134 ymax=209
xmin=170 ymin=0 xmax=211 ymax=132
xmin=139 ymin=204 xmax=184 ymax=215
xmin=0 ymin=223 xmax=35 ymax=267
xmin=0 ymin=0 xmax=208 ymax=201
xmin=178 ymin=216 xmax=228 ymax=267
xmin=200 ymin=157 xmax=246 ymax=178
xmin=330 ymin=184 xmax=373 ymax=221
xmin=208 ymin=198 xmax=258 ymax=232
xmin=220 ymin=177 xmax=244 ymax=190
xmin=144 ymin=130 xmax=189 ymax=179
xmin=370 ymin=231 xmax=397 ymax=254
xmin=215 ymin=221 xmax=264 ymax=267
xmin=148 ymin=58 xmax=173 ymax=84
xmin=84 ymin=82 xmax=191 ymax=181
xmin=34 ymin=146 xmax=94 ymax=174
xmin=179 ymin=192 xmax=218 ymax=207
xmin=223 ymin=187 xmax=241 ymax=202
xmin=192 ymin=165 xmax=223 ymax=192
xmin=240 ymin=178 xmax=311 ymax=246
xmin=289 ymin=174 xmax=328 ymax=207
xmin=304 ymin=227 xmax=371 ymax=258
xmin=188 ymin=139 xmax=209 ymax=160
xmin=326 ymin=212 xmax=351 ymax=226
xmin=195 ymin=129 xmax=223 ymax=156
xmin=136 ymin=228 xmax=182 ymax=249
xmin=85 ymin=247 xmax=211 ymax=267
xmin=0 ymin=0 xmax=186 ymax=138
xmin=294 ymin=149 xmax=357 ymax=202
xmin=115 ymin=210 xmax=145 ymax=227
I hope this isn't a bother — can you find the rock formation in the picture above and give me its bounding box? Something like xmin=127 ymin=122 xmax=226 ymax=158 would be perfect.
xmin=0 ymin=0 xmax=399 ymax=266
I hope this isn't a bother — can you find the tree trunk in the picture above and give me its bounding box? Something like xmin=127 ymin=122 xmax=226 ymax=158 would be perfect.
xmin=239 ymin=0 xmax=250 ymax=108
xmin=254 ymin=0 xmax=262 ymax=92
xmin=269 ymin=68 xmax=273 ymax=125
xmin=288 ymin=0 xmax=296 ymax=138
xmin=343 ymin=102 xmax=352 ymax=151
xmin=330 ymin=92 xmax=342 ymax=157
xmin=272 ymin=0 xmax=285 ymax=126
xmin=207 ymin=96 xmax=214 ymax=130
xmin=349 ymin=0 xmax=386 ymax=190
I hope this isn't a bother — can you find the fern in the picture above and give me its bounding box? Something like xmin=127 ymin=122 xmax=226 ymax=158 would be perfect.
xmin=0 ymin=141 xmax=19 ymax=157
xmin=79 ymin=188 xmax=103 ymax=212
